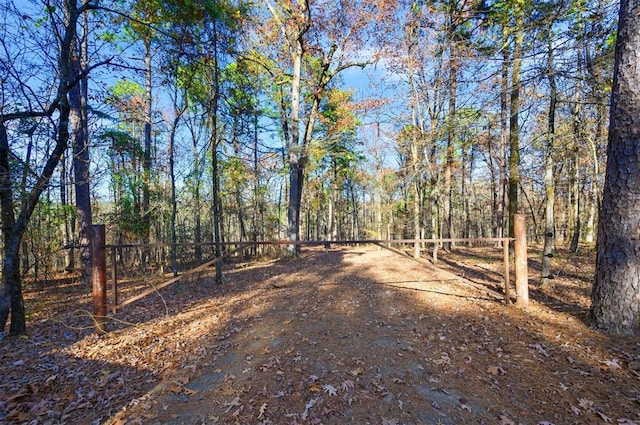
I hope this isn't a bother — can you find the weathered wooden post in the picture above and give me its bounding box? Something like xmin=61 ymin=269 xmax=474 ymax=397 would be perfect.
xmin=111 ymin=248 xmax=118 ymax=314
xmin=503 ymin=241 xmax=511 ymax=304
xmin=514 ymin=214 xmax=529 ymax=308
xmin=92 ymin=224 xmax=108 ymax=332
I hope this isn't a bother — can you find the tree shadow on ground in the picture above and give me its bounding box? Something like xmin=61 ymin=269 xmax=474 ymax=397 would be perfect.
xmin=435 ymin=246 xmax=593 ymax=323
xmin=111 ymin=246 xmax=640 ymax=425
xmin=7 ymin=246 xmax=639 ymax=425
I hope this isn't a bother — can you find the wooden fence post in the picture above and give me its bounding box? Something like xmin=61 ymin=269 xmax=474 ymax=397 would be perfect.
xmin=514 ymin=214 xmax=529 ymax=308
xmin=111 ymin=248 xmax=118 ymax=314
xmin=92 ymin=224 xmax=108 ymax=332
xmin=503 ymin=241 xmax=510 ymax=304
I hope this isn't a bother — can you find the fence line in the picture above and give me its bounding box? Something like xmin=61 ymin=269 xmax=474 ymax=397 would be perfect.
xmin=91 ymin=215 xmax=528 ymax=332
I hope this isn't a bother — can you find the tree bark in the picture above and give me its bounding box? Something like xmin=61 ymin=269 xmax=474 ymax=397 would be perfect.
xmin=60 ymin=150 xmax=75 ymax=272
xmin=443 ymin=38 xmax=458 ymax=251
xmin=189 ymin=119 xmax=203 ymax=262
xmin=508 ymin=1 xmax=524 ymax=239
xmin=210 ymin=19 xmax=223 ymax=283
xmin=286 ymin=30 xmax=305 ymax=255
xmin=0 ymin=123 xmax=21 ymax=337
xmin=143 ymin=37 xmax=153 ymax=250
xmin=168 ymin=95 xmax=181 ymax=277
xmin=569 ymin=45 xmax=584 ymax=253
xmin=589 ymin=0 xmax=640 ymax=334
xmin=70 ymin=26 xmax=93 ymax=285
xmin=498 ymin=36 xmax=509 ymax=244
xmin=542 ymin=36 xmax=557 ymax=286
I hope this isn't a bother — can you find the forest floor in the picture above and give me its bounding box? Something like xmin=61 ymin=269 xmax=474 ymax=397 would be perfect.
xmin=1 ymin=244 xmax=640 ymax=425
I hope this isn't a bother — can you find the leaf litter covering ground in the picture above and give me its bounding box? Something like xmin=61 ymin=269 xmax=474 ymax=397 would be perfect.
xmin=1 ymin=246 xmax=640 ymax=424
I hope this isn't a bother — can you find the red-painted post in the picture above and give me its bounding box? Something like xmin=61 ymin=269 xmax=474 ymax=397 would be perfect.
xmin=92 ymin=224 xmax=108 ymax=332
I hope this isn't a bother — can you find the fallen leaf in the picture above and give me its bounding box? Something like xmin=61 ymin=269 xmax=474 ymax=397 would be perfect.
xmin=341 ymin=380 xmax=355 ymax=392
xmin=498 ymin=414 xmax=515 ymax=425
xmin=597 ymin=411 xmax=612 ymax=423
xmin=183 ymin=387 xmax=197 ymax=396
xmin=258 ymin=403 xmax=267 ymax=419
xmin=529 ymin=344 xmax=550 ymax=357
xmin=309 ymin=383 xmax=322 ymax=393
xmin=301 ymin=397 xmax=319 ymax=420
xmin=578 ymin=398 xmax=594 ymax=411
xmin=223 ymin=397 xmax=241 ymax=414
xmin=603 ymin=358 xmax=622 ymax=370
xmin=350 ymin=367 xmax=364 ymax=376
xmin=168 ymin=383 xmax=183 ymax=394
xmin=433 ymin=353 xmax=450 ymax=366
xmin=487 ymin=365 xmax=506 ymax=376
xmin=382 ymin=418 xmax=399 ymax=425
xmin=323 ymin=384 xmax=337 ymax=396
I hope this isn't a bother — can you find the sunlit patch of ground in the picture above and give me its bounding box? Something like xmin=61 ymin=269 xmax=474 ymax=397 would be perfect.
xmin=1 ymin=245 xmax=639 ymax=424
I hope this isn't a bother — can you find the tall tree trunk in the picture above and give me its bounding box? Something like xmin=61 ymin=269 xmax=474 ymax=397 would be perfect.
xmin=499 ymin=39 xmax=509 ymax=244
xmin=443 ymin=42 xmax=457 ymax=251
xmin=410 ymin=92 xmax=421 ymax=258
xmin=210 ymin=20 xmax=223 ymax=283
xmin=252 ymin=110 xmax=261 ymax=254
xmin=508 ymin=3 xmax=524 ymax=238
xmin=168 ymin=99 xmax=181 ymax=277
xmin=211 ymin=133 xmax=222 ymax=281
xmin=328 ymin=163 xmax=337 ymax=240
xmin=143 ymin=37 xmax=152 ymax=251
xmin=542 ymin=37 xmax=557 ymax=286
xmin=286 ymin=34 xmax=305 ymax=255
xmin=584 ymin=104 xmax=603 ymax=243
xmin=462 ymin=142 xmax=473 ymax=240
xmin=585 ymin=38 xmax=607 ymax=244
xmin=60 ymin=151 xmax=75 ymax=272
xmin=570 ymin=45 xmax=584 ymax=253
xmin=190 ymin=122 xmax=202 ymax=262
xmin=589 ymin=0 xmax=640 ymax=334
xmin=70 ymin=25 xmax=92 ymax=285
xmin=233 ymin=138 xmax=247 ymax=242
xmin=0 ymin=123 xmax=21 ymax=338
xmin=406 ymin=13 xmax=422 ymax=258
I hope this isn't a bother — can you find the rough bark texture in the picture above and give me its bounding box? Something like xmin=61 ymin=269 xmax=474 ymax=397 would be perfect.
xmin=286 ymin=33 xmax=305 ymax=255
xmin=589 ymin=0 xmax=640 ymax=334
xmin=443 ymin=37 xmax=458 ymax=251
xmin=143 ymin=38 xmax=152 ymax=248
xmin=210 ymin=20 xmax=223 ymax=283
xmin=542 ymin=38 xmax=557 ymax=286
xmin=508 ymin=0 xmax=524 ymax=239
xmin=70 ymin=35 xmax=93 ymax=284
xmin=498 ymin=38 xmax=508 ymax=243
xmin=0 ymin=123 xmax=20 ymax=337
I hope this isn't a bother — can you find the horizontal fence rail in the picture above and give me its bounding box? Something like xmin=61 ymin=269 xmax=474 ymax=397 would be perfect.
xmin=90 ymin=215 xmax=529 ymax=333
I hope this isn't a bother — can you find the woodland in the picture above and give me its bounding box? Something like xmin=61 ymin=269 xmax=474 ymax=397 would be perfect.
xmin=0 ymin=0 xmax=619 ymax=335
xmin=4 ymin=0 xmax=640 ymax=423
